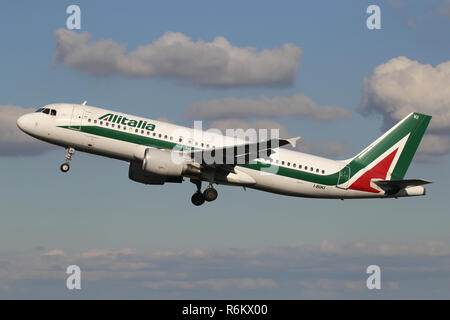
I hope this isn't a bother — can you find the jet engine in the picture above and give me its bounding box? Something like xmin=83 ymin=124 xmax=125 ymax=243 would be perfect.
xmin=129 ymin=148 xmax=201 ymax=185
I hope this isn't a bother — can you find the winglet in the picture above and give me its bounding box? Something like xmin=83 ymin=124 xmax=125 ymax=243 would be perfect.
xmin=82 ymin=101 xmax=87 ymax=106
xmin=286 ymin=136 xmax=301 ymax=148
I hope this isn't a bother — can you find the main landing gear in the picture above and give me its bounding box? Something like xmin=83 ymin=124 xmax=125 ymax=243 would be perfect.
xmin=60 ymin=147 xmax=75 ymax=173
xmin=191 ymin=180 xmax=218 ymax=206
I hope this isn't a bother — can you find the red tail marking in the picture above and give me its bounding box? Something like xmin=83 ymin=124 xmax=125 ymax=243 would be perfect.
xmin=349 ymin=148 xmax=398 ymax=193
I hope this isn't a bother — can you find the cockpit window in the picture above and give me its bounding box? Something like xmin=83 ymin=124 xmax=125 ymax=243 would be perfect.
xmin=36 ymin=107 xmax=56 ymax=115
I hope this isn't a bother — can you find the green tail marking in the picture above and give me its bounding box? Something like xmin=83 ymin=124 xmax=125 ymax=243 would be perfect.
xmin=348 ymin=112 xmax=431 ymax=180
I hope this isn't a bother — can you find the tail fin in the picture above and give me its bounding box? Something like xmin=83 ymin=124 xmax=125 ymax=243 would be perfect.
xmin=348 ymin=112 xmax=431 ymax=182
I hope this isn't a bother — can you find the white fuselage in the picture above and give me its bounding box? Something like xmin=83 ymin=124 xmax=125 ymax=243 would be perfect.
xmin=16 ymin=103 xmax=424 ymax=199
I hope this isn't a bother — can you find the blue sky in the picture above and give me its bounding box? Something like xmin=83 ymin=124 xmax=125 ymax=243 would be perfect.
xmin=0 ymin=0 xmax=449 ymax=298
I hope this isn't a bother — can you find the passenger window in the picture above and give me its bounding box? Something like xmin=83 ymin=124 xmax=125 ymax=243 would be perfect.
xmin=118 ymin=125 xmax=121 ymax=129
xmin=310 ymin=167 xmax=314 ymax=172
xmin=170 ymin=136 xmax=173 ymax=141
xmin=299 ymin=165 xmax=302 ymax=169
xmin=179 ymin=138 xmax=183 ymax=143
xmin=147 ymin=131 xmax=150 ymax=136
xmin=305 ymin=166 xmax=308 ymax=170
xmin=88 ymin=119 xmax=91 ymax=123
xmin=158 ymin=134 xmax=162 ymax=138
xmin=135 ymin=129 xmax=138 ymax=133
xmin=287 ymin=162 xmax=290 ymax=166
xmin=100 ymin=121 xmax=103 ymax=125
xmin=281 ymin=161 xmax=285 ymax=165
xmin=94 ymin=120 xmax=97 ymax=124
xmin=141 ymin=130 xmax=144 ymax=134
xmin=105 ymin=122 xmax=109 ymax=127
xmin=164 ymin=135 xmax=168 ymax=139
xmin=111 ymin=124 xmax=115 ymax=128
xmin=322 ymin=170 xmax=325 ymax=174
xmin=316 ymin=168 xmax=319 ymax=173
xmin=293 ymin=163 xmax=296 ymax=168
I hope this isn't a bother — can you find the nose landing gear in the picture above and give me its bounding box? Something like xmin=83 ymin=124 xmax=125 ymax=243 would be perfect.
xmin=60 ymin=147 xmax=75 ymax=173
xmin=190 ymin=180 xmax=218 ymax=206
xmin=60 ymin=163 xmax=70 ymax=172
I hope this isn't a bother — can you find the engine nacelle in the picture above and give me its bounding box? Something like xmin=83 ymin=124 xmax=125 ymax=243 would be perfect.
xmin=129 ymin=161 xmax=182 ymax=185
xmin=130 ymin=148 xmax=201 ymax=185
xmin=142 ymin=148 xmax=188 ymax=176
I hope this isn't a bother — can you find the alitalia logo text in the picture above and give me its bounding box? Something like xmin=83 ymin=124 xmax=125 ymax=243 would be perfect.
xmin=98 ymin=113 xmax=155 ymax=131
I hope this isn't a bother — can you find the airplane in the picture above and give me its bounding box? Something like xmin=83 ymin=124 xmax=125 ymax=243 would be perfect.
xmin=16 ymin=102 xmax=432 ymax=206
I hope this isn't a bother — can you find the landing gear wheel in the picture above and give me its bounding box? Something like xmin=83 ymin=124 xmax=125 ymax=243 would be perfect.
xmin=61 ymin=148 xmax=75 ymax=173
xmin=60 ymin=163 xmax=70 ymax=173
xmin=203 ymin=187 xmax=218 ymax=202
xmin=191 ymin=192 xmax=205 ymax=206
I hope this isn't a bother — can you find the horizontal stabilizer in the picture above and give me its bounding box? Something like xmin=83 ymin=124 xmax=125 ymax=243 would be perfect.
xmin=373 ymin=179 xmax=432 ymax=194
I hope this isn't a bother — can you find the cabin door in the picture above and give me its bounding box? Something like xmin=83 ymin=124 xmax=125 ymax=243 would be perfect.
xmin=69 ymin=106 xmax=84 ymax=130
xmin=337 ymin=165 xmax=351 ymax=189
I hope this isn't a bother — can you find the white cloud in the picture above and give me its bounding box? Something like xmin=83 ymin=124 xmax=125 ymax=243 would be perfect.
xmin=0 ymin=105 xmax=54 ymax=156
xmin=346 ymin=240 xmax=450 ymax=257
xmin=360 ymin=56 xmax=450 ymax=157
xmin=187 ymin=94 xmax=351 ymax=120
xmin=81 ymin=248 xmax=136 ymax=258
xmin=1 ymin=241 xmax=450 ymax=298
xmin=54 ymin=29 xmax=302 ymax=87
xmin=418 ymin=135 xmax=450 ymax=156
xmin=140 ymin=280 xmax=195 ymax=290
xmin=43 ymin=249 xmax=65 ymax=257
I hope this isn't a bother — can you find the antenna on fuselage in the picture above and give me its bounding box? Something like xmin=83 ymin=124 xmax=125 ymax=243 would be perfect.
xmin=81 ymin=101 xmax=87 ymax=106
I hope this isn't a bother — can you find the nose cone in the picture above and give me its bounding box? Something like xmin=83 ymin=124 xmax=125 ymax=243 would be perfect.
xmin=17 ymin=114 xmax=32 ymax=133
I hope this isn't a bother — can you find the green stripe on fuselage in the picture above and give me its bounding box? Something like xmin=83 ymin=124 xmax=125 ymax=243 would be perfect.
xmin=58 ymin=125 xmax=341 ymax=185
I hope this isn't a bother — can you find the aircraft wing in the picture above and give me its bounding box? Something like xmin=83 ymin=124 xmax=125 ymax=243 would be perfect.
xmin=373 ymin=179 xmax=432 ymax=194
xmin=187 ymin=136 xmax=301 ymax=168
